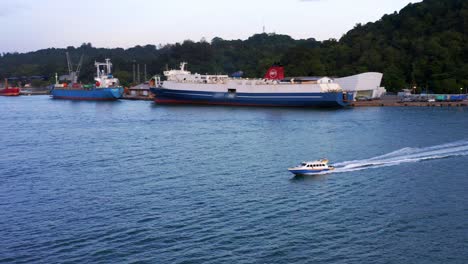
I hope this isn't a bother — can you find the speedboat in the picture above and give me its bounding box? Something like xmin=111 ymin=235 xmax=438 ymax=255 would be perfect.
xmin=288 ymin=159 xmax=335 ymax=176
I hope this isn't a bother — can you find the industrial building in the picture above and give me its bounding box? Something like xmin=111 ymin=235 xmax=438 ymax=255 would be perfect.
xmin=125 ymin=82 xmax=153 ymax=99
xmin=334 ymin=72 xmax=386 ymax=99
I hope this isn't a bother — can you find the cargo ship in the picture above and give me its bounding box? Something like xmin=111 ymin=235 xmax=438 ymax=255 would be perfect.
xmin=0 ymin=79 xmax=20 ymax=96
xmin=150 ymin=63 xmax=353 ymax=107
xmin=51 ymin=59 xmax=123 ymax=101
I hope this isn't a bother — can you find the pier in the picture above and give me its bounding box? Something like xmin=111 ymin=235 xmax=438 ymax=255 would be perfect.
xmin=351 ymin=96 xmax=468 ymax=107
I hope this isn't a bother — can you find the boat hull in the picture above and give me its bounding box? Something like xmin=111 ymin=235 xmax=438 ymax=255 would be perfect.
xmin=150 ymin=88 xmax=352 ymax=107
xmin=51 ymin=87 xmax=124 ymax=101
xmin=288 ymin=168 xmax=333 ymax=176
xmin=0 ymin=88 xmax=20 ymax=96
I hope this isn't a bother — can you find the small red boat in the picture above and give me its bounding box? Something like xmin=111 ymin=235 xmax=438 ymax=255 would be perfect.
xmin=0 ymin=79 xmax=20 ymax=96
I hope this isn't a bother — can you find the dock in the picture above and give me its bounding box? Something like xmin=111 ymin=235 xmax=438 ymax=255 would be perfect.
xmin=351 ymin=96 xmax=468 ymax=107
xmin=122 ymin=94 xmax=153 ymax=101
xmin=20 ymin=89 xmax=50 ymax=95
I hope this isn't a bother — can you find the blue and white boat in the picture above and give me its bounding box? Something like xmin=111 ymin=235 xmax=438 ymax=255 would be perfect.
xmin=51 ymin=59 xmax=123 ymax=101
xmin=150 ymin=63 xmax=353 ymax=107
xmin=288 ymin=159 xmax=335 ymax=176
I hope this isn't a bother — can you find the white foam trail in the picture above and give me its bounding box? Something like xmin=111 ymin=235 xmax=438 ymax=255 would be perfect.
xmin=330 ymin=140 xmax=468 ymax=174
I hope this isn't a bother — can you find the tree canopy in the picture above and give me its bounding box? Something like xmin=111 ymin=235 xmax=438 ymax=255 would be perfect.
xmin=0 ymin=0 xmax=467 ymax=92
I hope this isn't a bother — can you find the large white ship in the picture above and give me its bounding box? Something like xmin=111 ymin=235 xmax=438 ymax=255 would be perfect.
xmin=150 ymin=63 xmax=353 ymax=107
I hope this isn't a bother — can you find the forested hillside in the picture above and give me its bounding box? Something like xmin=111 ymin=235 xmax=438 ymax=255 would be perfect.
xmin=0 ymin=0 xmax=466 ymax=93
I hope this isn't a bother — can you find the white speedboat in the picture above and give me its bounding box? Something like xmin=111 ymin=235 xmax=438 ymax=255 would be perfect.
xmin=288 ymin=159 xmax=335 ymax=176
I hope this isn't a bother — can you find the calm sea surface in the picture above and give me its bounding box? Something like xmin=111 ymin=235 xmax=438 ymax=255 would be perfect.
xmin=1 ymin=96 xmax=467 ymax=263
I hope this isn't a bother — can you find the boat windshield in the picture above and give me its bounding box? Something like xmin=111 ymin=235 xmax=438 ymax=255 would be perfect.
xmin=301 ymin=163 xmax=307 ymax=166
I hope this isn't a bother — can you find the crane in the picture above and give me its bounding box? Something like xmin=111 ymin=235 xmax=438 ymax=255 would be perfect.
xmin=66 ymin=52 xmax=73 ymax=76
xmin=75 ymin=54 xmax=84 ymax=83
xmin=65 ymin=52 xmax=84 ymax=84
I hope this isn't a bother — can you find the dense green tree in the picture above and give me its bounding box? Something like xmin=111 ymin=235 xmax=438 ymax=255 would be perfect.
xmin=0 ymin=0 xmax=467 ymax=93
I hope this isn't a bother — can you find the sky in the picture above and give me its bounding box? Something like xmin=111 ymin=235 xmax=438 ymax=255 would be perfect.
xmin=0 ymin=0 xmax=422 ymax=53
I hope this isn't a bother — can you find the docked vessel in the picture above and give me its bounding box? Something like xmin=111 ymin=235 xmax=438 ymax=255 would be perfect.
xmin=288 ymin=159 xmax=335 ymax=176
xmin=51 ymin=59 xmax=123 ymax=101
xmin=150 ymin=63 xmax=353 ymax=107
xmin=0 ymin=79 xmax=20 ymax=96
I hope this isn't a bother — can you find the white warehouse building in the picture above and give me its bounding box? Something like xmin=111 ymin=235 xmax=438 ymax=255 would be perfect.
xmin=334 ymin=72 xmax=386 ymax=99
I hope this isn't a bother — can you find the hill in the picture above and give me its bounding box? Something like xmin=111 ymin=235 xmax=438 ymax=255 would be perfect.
xmin=332 ymin=0 xmax=468 ymax=93
xmin=0 ymin=0 xmax=467 ymax=93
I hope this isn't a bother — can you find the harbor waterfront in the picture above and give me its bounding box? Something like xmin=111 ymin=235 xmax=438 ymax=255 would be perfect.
xmin=351 ymin=96 xmax=468 ymax=107
xmin=1 ymin=96 xmax=467 ymax=263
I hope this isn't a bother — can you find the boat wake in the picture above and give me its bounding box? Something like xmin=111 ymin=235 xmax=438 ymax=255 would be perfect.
xmin=329 ymin=140 xmax=468 ymax=174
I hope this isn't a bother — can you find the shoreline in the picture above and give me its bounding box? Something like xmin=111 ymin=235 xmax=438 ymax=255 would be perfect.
xmin=351 ymin=98 xmax=468 ymax=107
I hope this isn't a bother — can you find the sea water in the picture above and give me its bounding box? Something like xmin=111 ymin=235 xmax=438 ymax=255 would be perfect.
xmin=1 ymin=96 xmax=467 ymax=263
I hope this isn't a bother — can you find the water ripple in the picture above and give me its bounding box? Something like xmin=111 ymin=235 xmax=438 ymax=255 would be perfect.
xmin=1 ymin=98 xmax=467 ymax=263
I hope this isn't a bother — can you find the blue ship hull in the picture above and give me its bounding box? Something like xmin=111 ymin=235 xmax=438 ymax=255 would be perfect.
xmin=51 ymin=87 xmax=124 ymax=101
xmin=150 ymin=88 xmax=353 ymax=107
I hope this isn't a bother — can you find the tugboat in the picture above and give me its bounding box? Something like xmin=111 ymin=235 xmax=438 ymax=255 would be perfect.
xmin=0 ymin=78 xmax=20 ymax=96
xmin=288 ymin=159 xmax=335 ymax=176
xmin=51 ymin=58 xmax=123 ymax=101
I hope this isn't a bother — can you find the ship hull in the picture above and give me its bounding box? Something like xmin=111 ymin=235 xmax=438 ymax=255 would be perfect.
xmin=150 ymin=88 xmax=352 ymax=107
xmin=0 ymin=88 xmax=20 ymax=96
xmin=288 ymin=169 xmax=332 ymax=176
xmin=51 ymin=87 xmax=124 ymax=101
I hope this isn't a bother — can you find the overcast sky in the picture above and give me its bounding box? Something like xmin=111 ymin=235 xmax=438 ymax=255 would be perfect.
xmin=0 ymin=0 xmax=421 ymax=53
